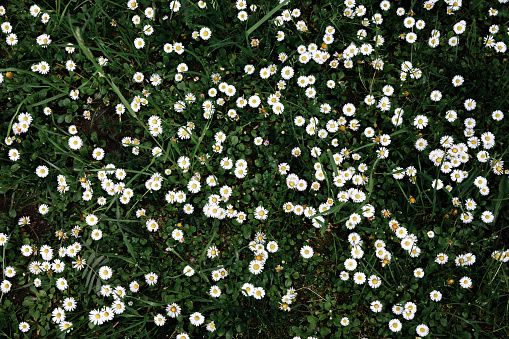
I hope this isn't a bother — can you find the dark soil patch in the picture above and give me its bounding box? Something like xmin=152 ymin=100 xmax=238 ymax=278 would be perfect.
xmin=0 ymin=194 xmax=51 ymax=241
xmin=73 ymin=101 xmax=125 ymax=157
xmin=19 ymin=199 xmax=51 ymax=241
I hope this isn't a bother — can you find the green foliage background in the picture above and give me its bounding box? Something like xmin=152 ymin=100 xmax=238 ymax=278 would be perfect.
xmin=0 ymin=0 xmax=508 ymax=338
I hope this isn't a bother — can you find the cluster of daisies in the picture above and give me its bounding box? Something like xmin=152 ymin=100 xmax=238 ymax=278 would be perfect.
xmin=45 ymin=163 xmax=135 ymax=210
xmin=253 ymin=2 xmax=508 ymax=335
xmin=0 ymin=232 xmax=88 ymax=336
xmin=86 ymin=276 xmax=145 ymax=327
xmin=6 ymin=112 xmax=35 ymax=161
xmin=49 ymin=306 xmax=74 ymax=333
xmin=1 ymin=0 xmax=509 ymax=336
xmin=234 ymin=0 xmax=258 ymax=22
xmin=159 ymin=156 xmax=253 ymax=222
xmin=387 ymin=305 xmax=430 ymax=336
xmin=11 ymin=112 xmax=33 ymax=135
xmin=1 ymin=4 xmax=49 ymax=46
xmin=87 ymin=267 xmax=216 ymax=333
xmin=280 ymin=155 xmax=373 ymax=232
xmin=119 ymin=135 xmax=142 ymax=156
xmin=240 ymin=234 xmax=296 ymax=308
xmin=239 ymin=282 xmax=265 ymax=300
xmin=246 ymin=232 xmax=278 ymax=276
xmin=340 ymin=235 xmax=382 ymax=288
xmin=491 ymin=250 xmax=509 ymax=262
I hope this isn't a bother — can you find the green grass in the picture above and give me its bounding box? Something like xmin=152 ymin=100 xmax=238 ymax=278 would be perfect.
xmin=0 ymin=0 xmax=509 ymax=338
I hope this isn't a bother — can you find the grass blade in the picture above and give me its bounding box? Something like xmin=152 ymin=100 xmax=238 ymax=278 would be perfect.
xmin=246 ymin=0 xmax=290 ymax=37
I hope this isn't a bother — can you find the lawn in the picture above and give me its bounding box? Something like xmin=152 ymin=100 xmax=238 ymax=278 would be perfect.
xmin=0 ymin=0 xmax=508 ymax=338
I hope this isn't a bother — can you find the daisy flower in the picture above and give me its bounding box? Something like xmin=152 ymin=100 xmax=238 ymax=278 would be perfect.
xmin=430 ymin=290 xmax=442 ymax=301
xmin=189 ymin=312 xmax=205 ymax=326
xmin=200 ymin=27 xmax=211 ymax=40
xmin=134 ymin=38 xmax=145 ymax=49
xmin=30 ymin=5 xmax=41 ymax=17
xmin=183 ymin=265 xmax=195 ymax=276
xmin=416 ymin=324 xmax=429 ymax=337
xmin=166 ymin=303 xmax=181 ymax=318
xmin=63 ymin=297 xmax=77 ymax=311
xmin=368 ymin=275 xmax=382 ymax=288
xmin=353 ymin=272 xmax=366 ymax=285
xmin=254 ymin=206 xmax=268 ymax=220
xmin=127 ymin=0 xmax=138 ymax=10
xmin=206 ymin=321 xmax=216 ymax=332
xmin=300 ymin=245 xmax=314 ymax=259
xmin=414 ymin=115 xmax=428 ymax=129
xmin=4 ymin=266 xmax=15 ymax=278
xmin=154 ymin=314 xmax=166 ymax=326
xmin=435 ymin=253 xmax=448 ymax=264
xmin=209 ymin=285 xmax=221 ymax=298
xmin=36 ymin=165 xmax=49 ymax=178
xmin=252 ymin=287 xmax=265 ymax=299
xmin=145 ymin=272 xmax=158 ymax=286
xmin=249 ymin=261 xmax=264 ymax=275
xmin=452 ymin=75 xmax=464 ymax=87
xmin=370 ymin=300 xmax=383 ymax=313
xmin=99 ymin=266 xmax=113 ymax=280
xmin=460 ymin=276 xmax=472 ymax=288
xmin=464 ymin=98 xmax=476 ymax=111
xmin=389 ymin=319 xmax=402 ymax=332
xmin=19 ymin=322 xmax=30 ymax=333
xmin=52 ymin=307 xmax=66 ymax=324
